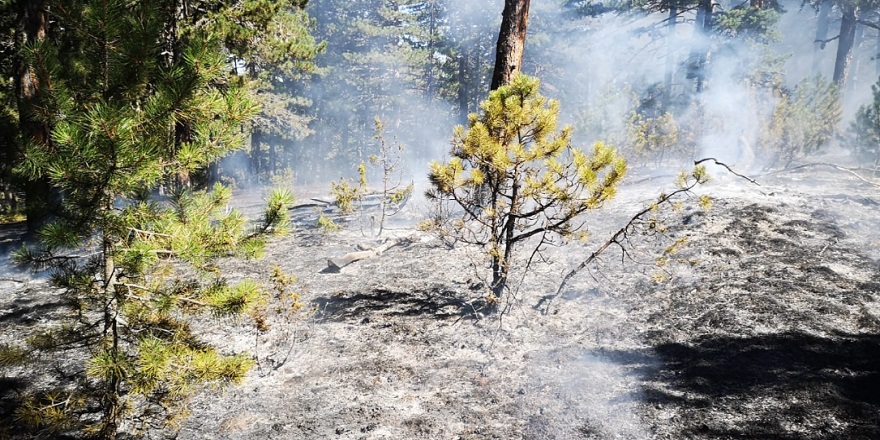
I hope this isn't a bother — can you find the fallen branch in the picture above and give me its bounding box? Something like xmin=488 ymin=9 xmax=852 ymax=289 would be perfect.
xmin=768 ymin=162 xmax=880 ymax=187
xmin=0 ymin=277 xmax=27 ymax=284
xmin=327 ymin=237 xmax=402 ymax=271
xmin=289 ymin=201 xmax=331 ymax=211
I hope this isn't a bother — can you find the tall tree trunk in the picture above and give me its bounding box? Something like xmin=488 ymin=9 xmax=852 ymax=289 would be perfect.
xmin=688 ymin=0 xmax=713 ymax=94
xmin=490 ymin=0 xmax=531 ymax=91
xmin=472 ymin=45 xmax=483 ymax=110
xmin=847 ymin=22 xmax=864 ymax=94
xmin=812 ymin=0 xmax=832 ymax=74
xmin=250 ymin=129 xmax=263 ymax=179
xmin=425 ymin=0 xmax=437 ymax=99
xmin=875 ymin=29 xmax=880 ymax=78
xmin=269 ymin=137 xmax=277 ymax=175
xmin=833 ymin=5 xmax=858 ymax=88
xmin=15 ymin=0 xmax=53 ymax=236
xmin=664 ymin=5 xmax=677 ymax=108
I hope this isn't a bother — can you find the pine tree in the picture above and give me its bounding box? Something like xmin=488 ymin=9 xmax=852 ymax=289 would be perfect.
xmin=846 ymin=77 xmax=880 ymax=165
xmin=762 ymin=77 xmax=841 ymax=167
xmin=210 ymin=0 xmax=323 ymax=179
xmin=11 ymin=1 xmax=293 ymax=437
xmin=303 ymin=0 xmax=460 ymax=179
xmin=428 ymin=74 xmax=626 ymax=298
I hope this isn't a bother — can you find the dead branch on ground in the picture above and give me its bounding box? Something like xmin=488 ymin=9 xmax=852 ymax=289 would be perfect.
xmin=326 ymin=236 xmax=410 ymax=271
xmin=765 ymin=162 xmax=880 ymax=187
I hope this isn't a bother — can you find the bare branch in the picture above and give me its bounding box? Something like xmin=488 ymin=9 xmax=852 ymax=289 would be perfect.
xmin=540 ymin=167 xmax=715 ymax=314
xmin=694 ymin=157 xmax=760 ymax=185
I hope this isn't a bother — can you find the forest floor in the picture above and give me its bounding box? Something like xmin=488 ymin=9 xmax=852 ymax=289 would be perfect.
xmin=2 ymin=159 xmax=880 ymax=439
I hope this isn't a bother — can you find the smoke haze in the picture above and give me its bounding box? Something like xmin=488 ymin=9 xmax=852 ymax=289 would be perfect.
xmin=286 ymin=0 xmax=875 ymax=189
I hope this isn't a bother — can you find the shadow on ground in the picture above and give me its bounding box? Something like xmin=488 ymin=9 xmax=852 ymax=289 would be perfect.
xmin=312 ymin=288 xmax=484 ymax=322
xmin=610 ymin=332 xmax=880 ymax=439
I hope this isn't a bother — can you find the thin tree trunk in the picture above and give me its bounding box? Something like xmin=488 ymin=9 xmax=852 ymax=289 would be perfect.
xmin=425 ymin=0 xmax=436 ymax=99
xmin=250 ymin=129 xmax=262 ymax=179
xmin=664 ymin=5 xmax=677 ymax=108
xmin=875 ymin=29 xmax=880 ymax=77
xmin=269 ymin=137 xmax=277 ymax=175
xmin=833 ymin=5 xmax=858 ymax=88
xmin=490 ymin=0 xmax=531 ymax=91
xmin=169 ymin=1 xmax=193 ymax=190
xmin=847 ymin=22 xmax=864 ymax=94
xmin=689 ymin=0 xmax=713 ymax=94
xmin=812 ymin=0 xmax=832 ymax=74
xmin=458 ymin=48 xmax=469 ymax=122
xmin=99 ymin=198 xmax=121 ymax=439
xmin=472 ymin=45 xmax=482 ymax=111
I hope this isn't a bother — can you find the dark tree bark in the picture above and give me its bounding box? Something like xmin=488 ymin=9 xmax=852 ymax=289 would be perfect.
xmin=490 ymin=0 xmax=531 ymax=91
xmin=14 ymin=0 xmax=53 ymax=236
xmin=269 ymin=136 xmax=277 ymax=174
xmin=250 ymin=129 xmax=263 ymax=178
xmin=833 ymin=4 xmax=858 ymax=87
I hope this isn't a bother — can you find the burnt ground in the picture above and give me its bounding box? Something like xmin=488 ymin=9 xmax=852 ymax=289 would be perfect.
xmin=1 ymin=164 xmax=880 ymax=439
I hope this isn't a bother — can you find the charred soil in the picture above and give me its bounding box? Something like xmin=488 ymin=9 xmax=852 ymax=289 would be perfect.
xmin=2 ymin=167 xmax=879 ymax=439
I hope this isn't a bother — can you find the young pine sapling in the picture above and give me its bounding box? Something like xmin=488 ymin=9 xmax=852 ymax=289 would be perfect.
xmin=427 ymin=74 xmax=627 ymax=299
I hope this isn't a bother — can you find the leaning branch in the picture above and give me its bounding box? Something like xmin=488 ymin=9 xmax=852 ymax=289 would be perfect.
xmin=541 ymin=190 xmax=683 ymax=315
xmin=814 ymin=34 xmax=840 ymax=45
xmin=694 ymin=158 xmax=760 ymax=185
xmin=542 ymin=160 xmax=758 ymax=314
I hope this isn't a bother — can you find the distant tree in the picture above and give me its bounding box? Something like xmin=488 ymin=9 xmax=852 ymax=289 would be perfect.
xmin=845 ymin=77 xmax=880 ymax=164
xmin=804 ymin=0 xmax=880 ymax=96
xmin=428 ymin=74 xmax=626 ymax=298
xmin=302 ymin=0 xmax=459 ymax=178
xmin=210 ymin=0 xmax=323 ymax=180
xmin=761 ymin=77 xmax=841 ymax=167
xmin=686 ymin=0 xmax=714 ymax=93
xmin=811 ymin=0 xmax=834 ymax=74
xmin=562 ymin=0 xmax=780 ymax=118
xmin=447 ymin=0 xmax=499 ymax=120
xmin=624 ymin=110 xmax=682 ymax=164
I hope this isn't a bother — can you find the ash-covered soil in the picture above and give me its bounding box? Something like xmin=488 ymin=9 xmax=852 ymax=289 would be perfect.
xmin=2 ymin=165 xmax=879 ymax=439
